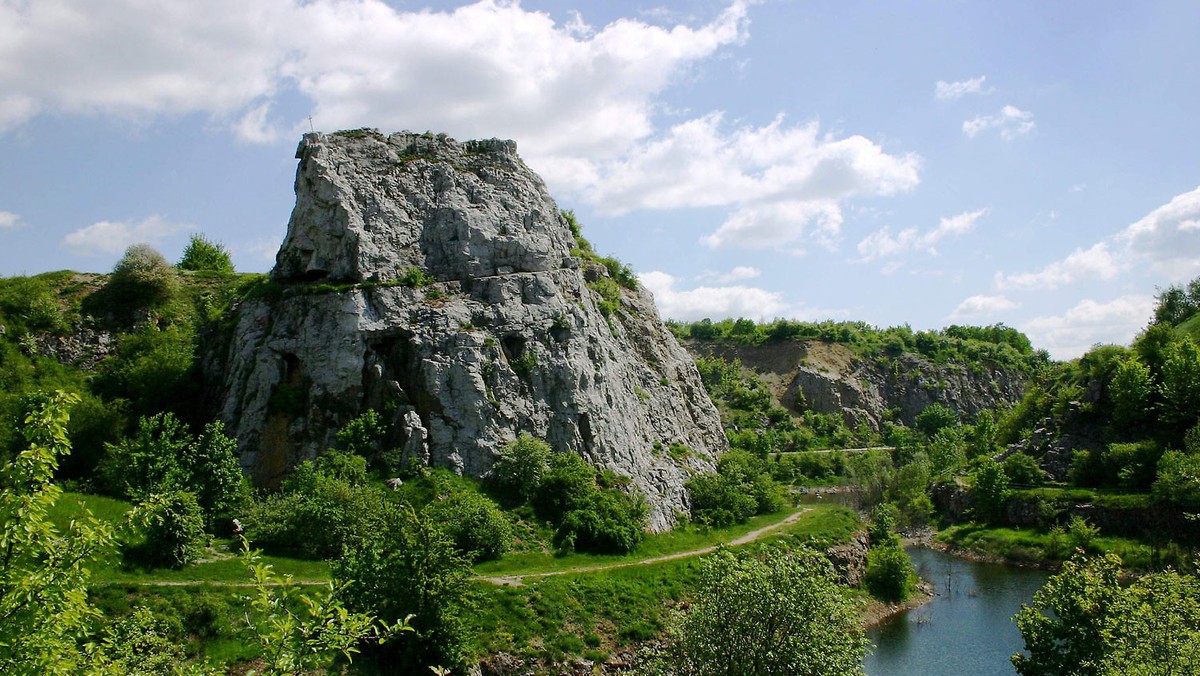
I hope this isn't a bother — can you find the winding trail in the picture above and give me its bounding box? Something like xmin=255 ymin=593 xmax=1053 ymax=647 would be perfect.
xmin=475 ymin=507 xmax=811 ymax=587
xmin=100 ymin=508 xmax=814 ymax=589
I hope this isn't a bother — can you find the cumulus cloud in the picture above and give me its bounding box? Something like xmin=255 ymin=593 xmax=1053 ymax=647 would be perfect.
xmin=1115 ymin=185 xmax=1200 ymax=278
xmin=857 ymin=208 xmax=986 ymax=262
xmin=1022 ymin=295 xmax=1155 ymax=360
xmin=0 ymin=211 xmax=21 ymax=229
xmin=995 ymin=242 xmax=1122 ymax=290
xmin=696 ymin=266 xmax=761 ymax=283
xmin=935 ymin=76 xmax=988 ymax=100
xmin=639 ymin=270 xmax=790 ymax=321
xmin=569 ymin=113 xmax=918 ymax=250
xmin=0 ymin=0 xmax=748 ymax=158
xmin=963 ymin=105 xmax=1035 ymax=140
xmin=949 ymin=294 xmax=1018 ymax=320
xmin=61 ymin=215 xmax=188 ymax=256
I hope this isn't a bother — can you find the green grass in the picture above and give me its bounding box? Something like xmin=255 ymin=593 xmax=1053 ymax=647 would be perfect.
xmin=1010 ymin=486 xmax=1152 ymax=510
xmin=937 ymin=522 xmax=1186 ymax=571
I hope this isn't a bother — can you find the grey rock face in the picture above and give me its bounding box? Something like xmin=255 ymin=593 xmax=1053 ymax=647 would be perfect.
xmin=215 ymin=130 xmax=726 ymax=530
xmin=689 ymin=339 xmax=1027 ymax=431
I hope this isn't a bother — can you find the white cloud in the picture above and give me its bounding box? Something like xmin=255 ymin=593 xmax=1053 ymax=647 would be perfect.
xmin=857 ymin=208 xmax=987 ymax=262
xmin=696 ymin=266 xmax=761 ymax=283
xmin=639 ymin=270 xmax=789 ymax=321
xmin=963 ymin=105 xmax=1035 ymax=140
xmin=949 ymin=294 xmax=1018 ymax=320
xmin=61 ymin=215 xmax=187 ymax=256
xmin=0 ymin=0 xmax=748 ymax=155
xmin=995 ymin=242 xmax=1122 ymax=290
xmin=1022 ymin=295 xmax=1155 ymax=360
xmin=569 ymin=113 xmax=919 ymax=250
xmin=935 ymin=76 xmax=988 ymax=100
xmin=0 ymin=211 xmax=21 ymax=229
xmin=1115 ymin=185 xmax=1200 ymax=278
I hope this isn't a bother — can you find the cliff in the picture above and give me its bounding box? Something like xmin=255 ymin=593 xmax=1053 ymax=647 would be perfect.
xmin=687 ymin=339 xmax=1027 ymax=430
xmin=213 ymin=130 xmax=726 ymax=530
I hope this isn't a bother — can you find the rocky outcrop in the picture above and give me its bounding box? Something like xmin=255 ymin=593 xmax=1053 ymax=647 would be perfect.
xmin=689 ymin=339 xmax=1027 ymax=431
xmin=214 ymin=129 xmax=726 ymax=530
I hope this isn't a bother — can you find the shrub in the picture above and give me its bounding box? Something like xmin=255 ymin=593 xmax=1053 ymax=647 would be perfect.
xmin=91 ymin=244 xmax=179 ymax=320
xmin=336 ymin=409 xmax=388 ymax=458
xmin=864 ymin=540 xmax=917 ymax=602
xmin=916 ymin=403 xmax=957 ymax=438
xmin=533 ymin=452 xmax=597 ymax=519
xmin=177 ymin=233 xmax=234 ymax=275
xmin=425 ymin=491 xmax=513 ymax=562
xmin=128 ymin=491 xmax=206 ymax=569
xmin=491 ymin=434 xmax=551 ymax=504
xmin=687 ymin=451 xmax=785 ymax=527
xmin=554 ymin=490 xmax=647 ymax=554
xmin=1003 ymin=452 xmax=1047 ymax=486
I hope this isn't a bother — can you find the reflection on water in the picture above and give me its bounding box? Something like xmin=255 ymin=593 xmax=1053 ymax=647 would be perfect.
xmin=864 ymin=547 xmax=1051 ymax=676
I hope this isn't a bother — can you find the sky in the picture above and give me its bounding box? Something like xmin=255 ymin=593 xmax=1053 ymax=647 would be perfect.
xmin=2 ymin=1 xmax=1199 ymax=359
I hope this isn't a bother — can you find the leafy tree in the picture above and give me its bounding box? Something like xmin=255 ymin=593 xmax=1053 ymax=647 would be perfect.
xmin=926 ymin=428 xmax=967 ymax=476
xmin=867 ymin=502 xmax=899 ymax=544
xmin=533 ymin=451 xmax=596 ymax=519
xmin=179 ymin=421 xmax=246 ymax=529
xmin=1109 ymin=357 xmax=1153 ymax=430
xmin=1152 ymin=278 xmax=1200 ymax=326
xmin=0 ymin=392 xmax=118 ymax=674
xmin=848 ymin=449 xmax=895 ymax=508
xmin=687 ymin=451 xmax=784 ymax=527
xmin=1013 ymin=552 xmax=1200 ymax=676
xmin=1013 ymin=552 xmax=1124 ymax=675
xmin=491 ymin=434 xmax=551 ymax=504
xmin=241 ymin=537 xmax=401 ymax=675
xmin=424 ymin=490 xmax=512 ymax=562
xmin=1003 ymin=452 xmax=1047 ymax=486
xmin=916 ymin=403 xmax=957 ymax=438
xmin=127 ymin=490 xmax=207 ymax=569
xmin=91 ymin=243 xmax=179 ymax=320
xmin=177 ymin=234 xmax=234 ymax=275
xmin=1159 ymin=336 xmax=1200 ymax=435
xmin=88 ymin=606 xmax=217 ymax=675
xmin=864 ymin=540 xmax=917 ymax=603
xmin=554 ymin=489 xmax=647 ymax=554
xmin=336 ymin=409 xmax=388 ymax=459
xmin=970 ymin=458 xmax=1011 ymax=524
xmin=1152 ymin=450 xmax=1200 ymax=510
xmin=669 ymin=547 xmax=867 ymax=675
xmin=335 ymin=503 xmax=473 ymax=672
xmin=967 ymin=409 xmax=999 ymax=458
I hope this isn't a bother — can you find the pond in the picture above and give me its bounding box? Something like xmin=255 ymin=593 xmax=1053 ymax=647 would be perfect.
xmin=864 ymin=547 xmax=1052 ymax=675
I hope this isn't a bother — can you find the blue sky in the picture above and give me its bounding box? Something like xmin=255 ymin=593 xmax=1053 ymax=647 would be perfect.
xmin=2 ymin=0 xmax=1199 ymax=358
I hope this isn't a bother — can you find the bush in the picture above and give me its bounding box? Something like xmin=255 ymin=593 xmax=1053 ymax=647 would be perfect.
xmin=916 ymin=403 xmax=958 ymax=438
xmin=177 ymin=234 xmax=234 ymax=275
xmin=1153 ymin=450 xmax=1200 ymax=510
xmin=90 ymin=244 xmax=179 ymax=320
xmin=554 ymin=490 xmax=647 ymax=554
xmin=492 ymin=434 xmax=551 ymax=504
xmin=128 ymin=491 xmax=206 ymax=569
xmin=533 ymin=452 xmax=597 ymax=519
xmin=425 ymin=490 xmax=513 ymax=562
xmin=1003 ymin=452 xmax=1046 ymax=486
xmin=864 ymin=540 xmax=917 ymax=602
xmin=687 ymin=451 xmax=785 ymax=527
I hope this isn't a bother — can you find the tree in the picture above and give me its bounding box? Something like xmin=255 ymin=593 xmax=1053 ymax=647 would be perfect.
xmin=1109 ymin=358 xmax=1153 ymax=430
xmin=491 ymin=434 xmax=551 ymax=504
xmin=177 ymin=234 xmax=234 ymax=275
xmin=424 ymin=490 xmax=512 ymax=562
xmin=127 ymin=491 xmax=207 ymax=569
xmin=864 ymin=540 xmax=917 ymax=603
xmin=96 ymin=243 xmax=179 ymax=318
xmin=0 ymin=392 xmax=117 ymax=674
xmin=669 ymin=547 xmax=867 ymax=675
xmin=970 ymin=458 xmax=1011 ymax=524
xmin=916 ymin=403 xmax=957 ymax=438
xmin=1013 ymin=552 xmax=1200 ymax=676
xmin=1013 ymin=552 xmax=1124 ymax=675
xmin=334 ymin=503 xmax=473 ymax=672
xmin=1159 ymin=337 xmax=1200 ymax=435
xmin=241 ymin=537 xmax=400 ymax=674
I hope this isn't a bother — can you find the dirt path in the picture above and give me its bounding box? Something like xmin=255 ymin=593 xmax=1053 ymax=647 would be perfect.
xmin=101 ymin=508 xmax=813 ymax=589
xmin=476 ymin=508 xmax=812 ymax=587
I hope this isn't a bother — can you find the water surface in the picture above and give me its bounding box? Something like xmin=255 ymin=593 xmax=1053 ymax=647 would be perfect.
xmin=864 ymin=547 xmax=1051 ymax=675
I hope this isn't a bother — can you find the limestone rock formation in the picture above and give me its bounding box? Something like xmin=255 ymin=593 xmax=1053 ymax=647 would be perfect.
xmin=214 ymin=129 xmax=726 ymax=530
xmin=688 ymin=339 xmax=1027 ymax=431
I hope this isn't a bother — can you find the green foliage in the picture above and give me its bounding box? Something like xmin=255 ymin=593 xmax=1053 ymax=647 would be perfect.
xmin=425 ymin=490 xmax=513 ymax=562
xmin=99 ymin=414 xmax=245 ymax=528
xmin=127 ymin=491 xmax=206 ymax=569
xmin=1011 ymin=551 xmax=1200 ymax=675
xmin=399 ymin=267 xmax=436 ymax=288
xmin=242 ymin=453 xmax=389 ymax=559
xmin=668 ymin=547 xmax=867 ymax=675
xmin=335 ymin=408 xmax=388 ymax=458
xmin=864 ymin=539 xmax=917 ymax=603
xmin=915 ymin=402 xmax=957 ymax=438
xmin=1158 ymin=336 xmax=1200 ymax=434
xmin=534 ymin=451 xmax=597 ymax=518
xmin=95 ymin=323 xmax=198 ymax=417
xmin=89 ymin=606 xmax=217 ymax=675
xmin=867 ymin=502 xmax=899 ymax=543
xmin=88 ymin=244 xmax=179 ymax=321
xmin=554 ymin=489 xmax=647 ymax=554
xmin=1152 ymin=278 xmax=1200 ymax=326
xmin=926 ymin=427 xmax=967 ymax=476
xmin=970 ymin=457 xmax=1011 ymax=524
xmin=1110 ymin=357 xmax=1153 ymax=430
xmin=241 ymin=537 xmax=400 ymax=674
xmin=335 ymin=503 xmax=473 ymax=672
xmin=491 ymin=434 xmax=551 ymax=504
xmin=177 ymin=234 xmax=234 ymax=275
xmin=1003 ymin=452 xmax=1047 ymax=486
xmin=687 ymin=451 xmax=784 ymax=527
xmin=0 ymin=391 xmax=119 ymax=674
xmin=1152 ymin=450 xmax=1200 ymax=510
xmin=1070 ymin=441 xmax=1162 ymax=490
